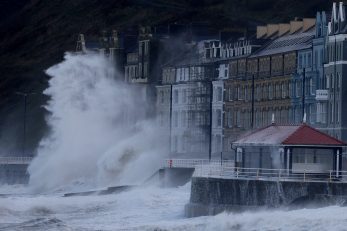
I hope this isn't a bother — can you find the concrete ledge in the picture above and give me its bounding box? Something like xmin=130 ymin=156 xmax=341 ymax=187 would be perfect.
xmin=186 ymin=176 xmax=347 ymax=217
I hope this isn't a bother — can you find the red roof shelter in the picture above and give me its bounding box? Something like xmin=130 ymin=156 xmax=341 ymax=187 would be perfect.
xmin=282 ymin=124 xmax=345 ymax=146
xmin=233 ymin=123 xmax=346 ymax=175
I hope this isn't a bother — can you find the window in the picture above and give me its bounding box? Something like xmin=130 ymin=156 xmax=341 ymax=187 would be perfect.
xmin=295 ymin=80 xmax=300 ymax=97
xmin=237 ymin=86 xmax=242 ymax=100
xmin=228 ymin=87 xmax=233 ymax=101
xmin=281 ymin=83 xmax=286 ymax=98
xmin=307 ymin=53 xmax=312 ymax=67
xmin=310 ymin=78 xmax=315 ymax=95
xmin=337 ymin=102 xmax=340 ymax=123
xmin=174 ymin=112 xmax=178 ymax=127
xmin=181 ymin=111 xmax=186 ymax=127
xmin=236 ymin=110 xmax=241 ymax=127
xmin=174 ymin=90 xmax=178 ymax=104
xmin=206 ymin=49 xmax=211 ymax=59
xmin=139 ymin=63 xmax=142 ymax=78
xmin=330 ymin=103 xmax=334 ymax=123
xmin=173 ymin=136 xmax=178 ymax=152
xmin=314 ymin=50 xmax=318 ymax=68
xmin=337 ymin=73 xmax=341 ymax=90
xmin=262 ymin=85 xmax=267 ymax=100
xmin=160 ymin=91 xmax=164 ymax=103
xmin=244 ymin=86 xmax=248 ymax=101
xmin=217 ymin=87 xmax=222 ymax=101
xmin=182 ymin=89 xmax=187 ymax=103
xmin=216 ymin=135 xmax=222 ymax=152
xmin=216 ymin=110 xmax=222 ymax=127
xmin=227 ymin=110 xmax=233 ymax=127
xmin=139 ymin=42 xmax=143 ymax=55
xmin=256 ymin=85 xmax=261 ymax=101
xmin=269 ymin=84 xmax=273 ymax=99
xmin=144 ymin=41 xmax=149 ymax=55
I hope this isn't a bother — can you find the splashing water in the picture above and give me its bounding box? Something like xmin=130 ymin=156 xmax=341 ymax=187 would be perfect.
xmin=1 ymin=183 xmax=347 ymax=230
xmin=28 ymin=52 xmax=166 ymax=192
xmin=16 ymin=52 xmax=347 ymax=231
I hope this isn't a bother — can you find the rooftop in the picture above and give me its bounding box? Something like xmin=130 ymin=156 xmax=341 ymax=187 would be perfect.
xmin=250 ymin=28 xmax=315 ymax=57
xmin=234 ymin=123 xmax=346 ymax=146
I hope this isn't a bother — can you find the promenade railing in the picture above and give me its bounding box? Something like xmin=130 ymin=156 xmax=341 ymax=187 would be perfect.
xmin=0 ymin=156 xmax=33 ymax=165
xmin=193 ymin=164 xmax=347 ymax=183
xmin=163 ymin=159 xmax=234 ymax=169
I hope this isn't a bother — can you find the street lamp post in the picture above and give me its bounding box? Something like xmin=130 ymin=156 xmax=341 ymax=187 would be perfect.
xmin=15 ymin=92 xmax=36 ymax=156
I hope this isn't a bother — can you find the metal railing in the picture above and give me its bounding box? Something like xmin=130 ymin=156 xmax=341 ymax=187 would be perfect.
xmin=193 ymin=165 xmax=347 ymax=183
xmin=163 ymin=159 xmax=234 ymax=169
xmin=0 ymin=157 xmax=33 ymax=165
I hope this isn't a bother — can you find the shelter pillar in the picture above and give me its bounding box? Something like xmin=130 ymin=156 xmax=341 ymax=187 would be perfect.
xmin=286 ymin=148 xmax=291 ymax=175
xmin=336 ymin=148 xmax=342 ymax=178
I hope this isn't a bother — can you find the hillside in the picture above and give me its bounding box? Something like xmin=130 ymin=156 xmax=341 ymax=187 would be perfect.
xmin=0 ymin=0 xmax=333 ymax=154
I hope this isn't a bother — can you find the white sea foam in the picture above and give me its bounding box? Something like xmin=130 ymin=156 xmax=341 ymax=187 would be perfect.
xmin=0 ymin=183 xmax=347 ymax=231
xmin=28 ymin=52 xmax=166 ymax=192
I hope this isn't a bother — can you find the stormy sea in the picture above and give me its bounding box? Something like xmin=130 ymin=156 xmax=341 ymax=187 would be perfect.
xmin=1 ymin=53 xmax=347 ymax=230
xmin=1 ymin=184 xmax=347 ymax=231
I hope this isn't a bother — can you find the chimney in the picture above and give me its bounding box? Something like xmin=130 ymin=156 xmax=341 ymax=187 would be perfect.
xmin=267 ymin=24 xmax=279 ymax=37
xmin=256 ymin=26 xmax=267 ymax=39
xmin=278 ymin=24 xmax=290 ymax=37
xmin=303 ymin=18 xmax=316 ymax=32
xmin=333 ymin=2 xmax=337 ymax=22
xmin=340 ymin=2 xmax=345 ymax=22
xmin=290 ymin=20 xmax=303 ymax=34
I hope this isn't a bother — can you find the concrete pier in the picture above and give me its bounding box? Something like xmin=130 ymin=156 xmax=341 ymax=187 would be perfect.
xmin=185 ymin=176 xmax=347 ymax=217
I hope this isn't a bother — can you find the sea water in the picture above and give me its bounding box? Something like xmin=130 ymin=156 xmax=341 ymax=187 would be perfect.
xmin=1 ymin=183 xmax=347 ymax=231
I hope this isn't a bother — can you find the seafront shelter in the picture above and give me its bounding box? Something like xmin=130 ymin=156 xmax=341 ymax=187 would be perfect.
xmin=233 ymin=123 xmax=346 ymax=176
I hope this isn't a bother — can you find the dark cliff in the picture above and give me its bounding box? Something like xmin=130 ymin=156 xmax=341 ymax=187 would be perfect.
xmin=0 ymin=0 xmax=333 ymax=154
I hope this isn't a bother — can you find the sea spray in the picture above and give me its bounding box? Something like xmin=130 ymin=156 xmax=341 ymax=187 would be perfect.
xmin=28 ymin=52 xmax=166 ymax=192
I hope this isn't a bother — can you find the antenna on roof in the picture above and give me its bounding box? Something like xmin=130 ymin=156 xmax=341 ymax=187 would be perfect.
xmin=271 ymin=113 xmax=275 ymax=124
xmin=303 ymin=112 xmax=307 ymax=123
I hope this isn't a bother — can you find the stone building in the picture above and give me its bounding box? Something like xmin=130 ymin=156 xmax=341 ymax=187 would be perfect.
xmin=223 ymin=18 xmax=319 ymax=153
xmin=222 ymin=39 xmax=267 ymax=154
xmin=323 ymin=2 xmax=347 ymax=141
xmin=156 ymin=67 xmax=175 ymax=154
xmin=210 ymin=39 xmax=264 ymax=157
xmin=313 ymin=11 xmax=329 ymax=127
xmin=123 ymin=26 xmax=163 ymax=118
xmin=156 ymin=40 xmax=220 ymax=158
xmin=76 ymin=30 xmax=125 ymax=77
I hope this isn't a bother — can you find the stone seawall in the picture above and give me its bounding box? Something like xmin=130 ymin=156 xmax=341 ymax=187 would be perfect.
xmin=185 ymin=177 xmax=347 ymax=217
xmin=159 ymin=168 xmax=194 ymax=187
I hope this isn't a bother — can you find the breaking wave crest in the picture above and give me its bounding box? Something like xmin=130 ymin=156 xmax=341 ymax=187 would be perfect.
xmin=28 ymin=52 xmax=166 ymax=192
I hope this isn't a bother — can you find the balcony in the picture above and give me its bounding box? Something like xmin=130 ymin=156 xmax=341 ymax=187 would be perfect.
xmin=315 ymin=89 xmax=328 ymax=101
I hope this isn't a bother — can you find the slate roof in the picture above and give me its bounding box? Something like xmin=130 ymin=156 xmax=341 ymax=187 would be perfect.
xmin=250 ymin=28 xmax=315 ymax=58
xmin=234 ymin=123 xmax=346 ymax=146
